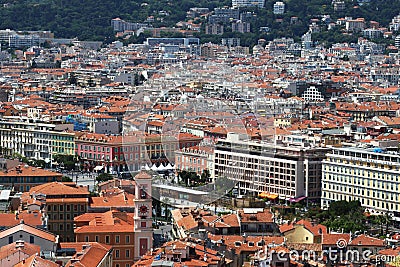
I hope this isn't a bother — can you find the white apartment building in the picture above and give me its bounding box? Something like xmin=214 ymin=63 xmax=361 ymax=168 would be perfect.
xmin=0 ymin=120 xmax=75 ymax=163
xmin=232 ymin=0 xmax=265 ymax=8
xmin=301 ymin=86 xmax=324 ymax=102
xmin=214 ymin=133 xmax=330 ymax=201
xmin=273 ymin=2 xmax=285 ymax=15
xmin=321 ymin=146 xmax=400 ymax=216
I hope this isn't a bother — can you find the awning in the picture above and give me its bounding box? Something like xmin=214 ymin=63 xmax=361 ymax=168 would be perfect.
xmin=258 ymin=192 xmax=268 ymax=198
xmin=94 ymin=165 xmax=104 ymax=171
xmin=258 ymin=192 xmax=279 ymax=199
xmin=289 ymin=196 xmax=307 ymax=203
xmin=268 ymin=194 xmax=279 ymax=199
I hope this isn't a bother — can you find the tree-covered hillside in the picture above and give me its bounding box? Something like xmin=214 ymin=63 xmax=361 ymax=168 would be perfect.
xmin=0 ymin=0 xmax=399 ymax=43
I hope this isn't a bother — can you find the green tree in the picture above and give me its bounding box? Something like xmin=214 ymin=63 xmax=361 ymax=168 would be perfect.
xmin=96 ymin=173 xmax=114 ymax=182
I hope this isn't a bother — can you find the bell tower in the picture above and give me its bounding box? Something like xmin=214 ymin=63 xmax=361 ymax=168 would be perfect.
xmin=133 ymin=169 xmax=153 ymax=259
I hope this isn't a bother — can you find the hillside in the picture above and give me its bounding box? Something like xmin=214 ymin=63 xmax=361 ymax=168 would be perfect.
xmin=0 ymin=0 xmax=399 ymax=44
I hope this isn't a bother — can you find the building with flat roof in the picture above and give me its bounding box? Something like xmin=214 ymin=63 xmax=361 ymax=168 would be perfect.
xmin=214 ymin=133 xmax=330 ymax=202
xmin=273 ymin=2 xmax=285 ymax=14
xmin=321 ymin=146 xmax=400 ymax=216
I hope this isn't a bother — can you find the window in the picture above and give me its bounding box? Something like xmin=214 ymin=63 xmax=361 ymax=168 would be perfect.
xmin=95 ymin=236 xmax=99 ymax=242
xmin=126 ymin=249 xmax=130 ymax=258
xmin=85 ymin=236 xmax=89 ymax=242
xmin=116 ymin=235 xmax=120 ymax=244
xmin=59 ymin=205 xmax=63 ymax=211
xmin=48 ymin=205 xmax=52 ymax=211
xmin=105 ymin=235 xmax=110 ymax=244
xmin=66 ymin=205 xmax=70 ymax=211
xmin=74 ymin=205 xmax=78 ymax=211
xmin=115 ymin=249 xmax=120 ymax=258
xmin=141 ymin=222 xmax=146 ymax=228
xmin=8 ymin=236 xmax=13 ymax=244
xmin=125 ymin=235 xmax=130 ymax=244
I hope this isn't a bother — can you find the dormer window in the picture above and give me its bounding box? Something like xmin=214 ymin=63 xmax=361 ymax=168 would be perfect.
xmin=235 ymin=241 xmax=241 ymax=247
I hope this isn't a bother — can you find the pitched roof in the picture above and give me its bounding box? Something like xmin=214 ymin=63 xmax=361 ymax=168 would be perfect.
xmin=135 ymin=170 xmax=152 ymax=180
xmin=321 ymin=233 xmax=351 ymax=245
xmin=62 ymin=242 xmax=112 ymax=267
xmin=239 ymin=208 xmax=274 ymax=223
xmin=74 ymin=210 xmax=135 ymax=234
xmin=0 ymin=211 xmax=43 ymax=228
xmin=349 ymin=234 xmax=385 ymax=247
xmin=0 ymin=241 xmax=40 ymax=261
xmin=13 ymin=253 xmax=59 ymax=267
xmin=29 ymin=182 xmax=90 ymax=196
xmin=0 ymin=223 xmax=56 ymax=242
xmin=0 ymin=165 xmax=62 ymax=177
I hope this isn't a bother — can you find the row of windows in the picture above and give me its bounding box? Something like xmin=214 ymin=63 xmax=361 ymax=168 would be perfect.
xmin=48 ymin=204 xmax=85 ymax=212
xmin=52 ymin=135 xmax=73 ymax=141
xmin=177 ymin=156 xmax=205 ymax=165
xmin=323 ymin=185 xmax=398 ymax=200
xmin=52 ymin=141 xmax=74 ymax=147
xmin=84 ymin=234 xmax=131 ymax=244
xmin=48 ymin=223 xmax=72 ymax=231
xmin=323 ymin=176 xmax=397 ymax=191
xmin=324 ymin=165 xmax=399 ymax=179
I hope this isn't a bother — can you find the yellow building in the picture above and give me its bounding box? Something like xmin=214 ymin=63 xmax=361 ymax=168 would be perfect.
xmin=51 ymin=131 xmax=75 ymax=156
xmin=280 ymin=219 xmax=327 ymax=244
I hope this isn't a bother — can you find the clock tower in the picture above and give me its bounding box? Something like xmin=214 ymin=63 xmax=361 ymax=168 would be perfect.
xmin=133 ymin=169 xmax=153 ymax=259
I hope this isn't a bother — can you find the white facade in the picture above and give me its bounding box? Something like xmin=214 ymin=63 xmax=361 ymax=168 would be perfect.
xmin=0 ymin=223 xmax=57 ymax=254
xmin=273 ymin=2 xmax=285 ymax=14
xmin=214 ymin=134 xmax=329 ymax=201
xmin=232 ymin=0 xmax=265 ymax=8
xmin=301 ymin=86 xmax=324 ymax=102
xmin=321 ymin=147 xmax=400 ymax=215
xmin=0 ymin=120 xmax=74 ymax=162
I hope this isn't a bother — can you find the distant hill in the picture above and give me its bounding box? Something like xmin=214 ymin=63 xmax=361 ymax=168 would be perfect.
xmin=0 ymin=0 xmax=398 ymax=44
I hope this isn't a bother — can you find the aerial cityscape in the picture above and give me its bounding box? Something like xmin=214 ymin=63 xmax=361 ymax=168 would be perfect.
xmin=1 ymin=0 xmax=400 ymax=267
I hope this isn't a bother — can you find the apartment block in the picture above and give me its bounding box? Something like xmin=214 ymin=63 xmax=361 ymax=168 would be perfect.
xmin=214 ymin=133 xmax=329 ymax=201
xmin=28 ymin=182 xmax=90 ymax=242
xmin=0 ymin=120 xmax=75 ymax=163
xmin=321 ymin=146 xmax=400 ymax=216
xmin=273 ymin=2 xmax=285 ymax=15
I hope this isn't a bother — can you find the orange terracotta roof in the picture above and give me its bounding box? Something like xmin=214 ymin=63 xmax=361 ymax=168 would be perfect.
xmin=0 ymin=223 xmax=56 ymax=242
xmin=0 ymin=241 xmax=40 ymax=261
xmin=349 ymin=234 xmax=385 ymax=247
xmin=14 ymin=253 xmax=59 ymax=267
xmin=29 ymin=182 xmax=90 ymax=196
xmin=0 ymin=165 xmax=62 ymax=177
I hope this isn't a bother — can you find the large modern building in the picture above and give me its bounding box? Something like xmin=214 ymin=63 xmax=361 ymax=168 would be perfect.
xmin=321 ymin=146 xmax=400 ymax=216
xmin=214 ymin=133 xmax=330 ymax=202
